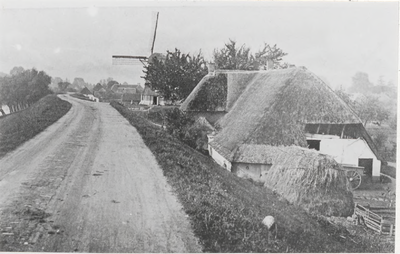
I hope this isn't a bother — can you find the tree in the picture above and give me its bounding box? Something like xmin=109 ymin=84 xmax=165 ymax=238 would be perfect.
xmin=348 ymin=72 xmax=373 ymax=94
xmin=0 ymin=67 xmax=52 ymax=113
xmin=354 ymin=95 xmax=390 ymax=126
xmin=143 ymin=48 xmax=208 ymax=102
xmin=335 ymin=89 xmax=390 ymax=126
xmin=106 ymin=80 xmax=118 ymax=90
xmin=213 ymin=39 xmax=289 ymax=70
xmin=58 ymin=81 xmax=71 ymax=92
xmin=372 ymin=130 xmax=388 ymax=151
xmin=388 ymin=113 xmax=397 ymax=130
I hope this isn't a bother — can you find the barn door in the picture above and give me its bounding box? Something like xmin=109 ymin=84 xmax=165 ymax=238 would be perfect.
xmin=358 ymin=158 xmax=373 ymax=177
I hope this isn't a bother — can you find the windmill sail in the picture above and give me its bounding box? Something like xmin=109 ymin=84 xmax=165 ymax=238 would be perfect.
xmin=112 ymin=12 xmax=160 ymax=66
xmin=150 ymin=12 xmax=159 ymax=55
xmin=112 ymin=55 xmax=147 ymax=65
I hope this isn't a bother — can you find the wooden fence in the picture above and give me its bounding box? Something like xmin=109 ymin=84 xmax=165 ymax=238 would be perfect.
xmin=354 ymin=203 xmax=395 ymax=236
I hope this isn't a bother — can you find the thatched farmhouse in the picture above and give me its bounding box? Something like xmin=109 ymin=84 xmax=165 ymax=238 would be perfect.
xmin=181 ymin=67 xmax=382 ymax=184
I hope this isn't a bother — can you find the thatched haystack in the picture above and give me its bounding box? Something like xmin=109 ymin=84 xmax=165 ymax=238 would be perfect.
xmin=261 ymin=146 xmax=354 ymax=217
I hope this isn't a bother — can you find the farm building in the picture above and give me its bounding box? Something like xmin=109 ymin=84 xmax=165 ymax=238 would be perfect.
xmin=140 ymin=84 xmax=164 ymax=106
xmin=181 ymin=67 xmax=382 ymax=183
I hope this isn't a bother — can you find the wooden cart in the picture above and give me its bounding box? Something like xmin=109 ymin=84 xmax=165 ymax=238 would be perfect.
xmin=341 ymin=164 xmax=365 ymax=190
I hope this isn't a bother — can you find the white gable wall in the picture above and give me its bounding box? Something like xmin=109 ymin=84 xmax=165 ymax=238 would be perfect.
xmin=318 ymin=138 xmax=381 ymax=180
xmin=209 ymin=146 xmax=232 ymax=172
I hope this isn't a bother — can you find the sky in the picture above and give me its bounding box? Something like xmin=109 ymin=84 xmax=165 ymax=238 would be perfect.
xmin=0 ymin=0 xmax=398 ymax=89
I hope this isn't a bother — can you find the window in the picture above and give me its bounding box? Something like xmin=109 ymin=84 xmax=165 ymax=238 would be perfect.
xmin=307 ymin=140 xmax=321 ymax=151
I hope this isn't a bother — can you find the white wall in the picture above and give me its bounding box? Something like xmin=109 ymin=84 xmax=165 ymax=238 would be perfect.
xmin=318 ymin=138 xmax=381 ymax=178
xmin=1 ymin=105 xmax=10 ymax=115
xmin=87 ymin=94 xmax=99 ymax=102
xmin=140 ymin=95 xmax=164 ymax=106
xmin=209 ymin=146 xmax=232 ymax=171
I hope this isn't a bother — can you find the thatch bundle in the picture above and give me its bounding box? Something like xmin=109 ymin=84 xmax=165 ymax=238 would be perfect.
xmin=261 ymin=146 xmax=354 ymax=217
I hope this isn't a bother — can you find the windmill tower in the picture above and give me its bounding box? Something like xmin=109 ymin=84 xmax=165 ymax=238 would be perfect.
xmin=112 ymin=12 xmax=161 ymax=66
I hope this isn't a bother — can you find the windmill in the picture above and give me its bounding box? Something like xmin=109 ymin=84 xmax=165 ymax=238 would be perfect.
xmin=112 ymin=12 xmax=161 ymax=66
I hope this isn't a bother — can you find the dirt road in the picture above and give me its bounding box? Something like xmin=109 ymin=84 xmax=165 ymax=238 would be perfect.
xmin=0 ymin=95 xmax=201 ymax=252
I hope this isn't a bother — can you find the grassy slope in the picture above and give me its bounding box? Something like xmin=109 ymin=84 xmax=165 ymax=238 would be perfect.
xmin=111 ymin=101 xmax=392 ymax=253
xmin=0 ymin=95 xmax=71 ymax=158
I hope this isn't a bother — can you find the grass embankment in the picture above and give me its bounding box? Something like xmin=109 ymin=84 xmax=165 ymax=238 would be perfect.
xmin=126 ymin=105 xmax=178 ymax=125
xmin=111 ymin=101 xmax=393 ymax=253
xmin=0 ymin=95 xmax=71 ymax=158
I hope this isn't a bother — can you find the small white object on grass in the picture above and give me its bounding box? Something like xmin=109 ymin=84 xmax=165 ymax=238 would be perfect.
xmin=262 ymin=216 xmax=275 ymax=229
xmin=262 ymin=216 xmax=277 ymax=244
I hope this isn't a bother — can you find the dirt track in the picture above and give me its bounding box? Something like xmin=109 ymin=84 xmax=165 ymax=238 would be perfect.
xmin=0 ymin=95 xmax=201 ymax=252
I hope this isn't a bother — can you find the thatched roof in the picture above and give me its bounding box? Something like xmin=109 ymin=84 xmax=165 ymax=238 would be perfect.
xmin=80 ymin=87 xmax=91 ymax=95
xmin=210 ymin=68 xmax=374 ymax=161
xmin=257 ymin=145 xmax=354 ymax=217
xmin=233 ymin=144 xmax=280 ymax=164
xmin=180 ymin=73 xmax=228 ymax=112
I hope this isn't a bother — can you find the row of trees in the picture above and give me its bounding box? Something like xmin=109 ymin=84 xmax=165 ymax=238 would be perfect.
xmin=0 ymin=67 xmax=52 ymax=114
xmin=348 ymin=72 xmax=396 ymax=97
xmin=335 ymin=89 xmax=391 ymax=127
xmin=213 ymin=39 xmax=289 ymax=70
xmin=143 ymin=40 xmax=290 ymax=102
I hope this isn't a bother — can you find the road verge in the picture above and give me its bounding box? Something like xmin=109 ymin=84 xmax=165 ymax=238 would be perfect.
xmin=0 ymin=95 xmax=71 ymax=158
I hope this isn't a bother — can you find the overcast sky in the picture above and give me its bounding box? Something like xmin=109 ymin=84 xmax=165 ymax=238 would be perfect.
xmin=0 ymin=1 xmax=398 ymax=89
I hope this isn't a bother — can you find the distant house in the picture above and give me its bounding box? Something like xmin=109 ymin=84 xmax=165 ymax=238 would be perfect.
xmin=87 ymin=94 xmax=99 ymax=102
xmin=140 ymin=84 xmax=164 ymax=106
xmin=181 ymin=67 xmax=382 ymax=182
xmin=80 ymin=87 xmax=99 ymax=102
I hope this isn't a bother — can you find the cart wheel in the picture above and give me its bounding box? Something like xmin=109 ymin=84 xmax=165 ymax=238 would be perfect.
xmin=347 ymin=170 xmax=362 ymax=190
